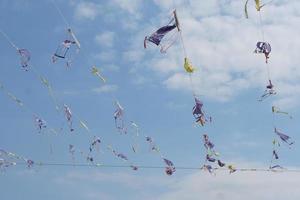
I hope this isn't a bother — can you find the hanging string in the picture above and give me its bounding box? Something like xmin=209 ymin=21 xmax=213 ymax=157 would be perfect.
xmin=258 ymin=11 xmax=265 ymax=42
xmin=43 ymin=2 xmax=164 ymax=171
xmin=49 ymin=1 xmax=175 ymax=170
xmin=0 ymin=82 xmax=60 ymax=136
xmin=0 ymin=29 xmax=101 ymax=160
xmin=255 ymin=2 xmax=290 ymax=171
xmin=48 ymin=1 xmax=141 ymax=167
xmin=179 ymin=31 xmax=187 ymax=58
xmin=51 ymin=0 xmax=71 ymax=28
xmin=174 ymin=9 xmax=198 ymax=98
xmin=258 ymin=10 xmax=271 ymax=81
xmin=0 ymin=29 xmax=18 ymax=50
xmin=51 ymin=6 xmax=173 ymax=169
xmin=0 ymin=27 xmax=62 ymax=112
xmin=258 ymin=5 xmax=274 ymax=168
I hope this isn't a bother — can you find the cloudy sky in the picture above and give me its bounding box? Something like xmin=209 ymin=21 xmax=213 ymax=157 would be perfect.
xmin=1 ymin=0 xmax=300 ymax=199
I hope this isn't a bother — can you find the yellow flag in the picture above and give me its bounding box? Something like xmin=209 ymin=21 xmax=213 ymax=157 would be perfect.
xmin=92 ymin=66 xmax=106 ymax=83
xmin=255 ymin=0 xmax=261 ymax=11
xmin=184 ymin=57 xmax=195 ymax=73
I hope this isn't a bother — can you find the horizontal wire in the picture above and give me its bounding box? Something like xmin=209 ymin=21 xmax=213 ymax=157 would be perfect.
xmin=14 ymin=162 xmax=300 ymax=173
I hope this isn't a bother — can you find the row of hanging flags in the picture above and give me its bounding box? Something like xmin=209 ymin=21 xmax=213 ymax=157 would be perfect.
xmin=0 ymin=8 xmax=222 ymax=175
xmin=245 ymin=0 xmax=295 ymax=170
xmin=0 ymin=1 xmax=175 ymax=175
xmin=0 ymin=0 xmax=295 ymax=175
xmin=144 ymin=0 xmax=296 ymax=174
xmin=146 ymin=10 xmax=235 ymax=175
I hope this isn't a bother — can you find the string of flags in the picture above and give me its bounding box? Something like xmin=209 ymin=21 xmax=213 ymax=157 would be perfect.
xmin=0 ymin=0 xmax=297 ymax=176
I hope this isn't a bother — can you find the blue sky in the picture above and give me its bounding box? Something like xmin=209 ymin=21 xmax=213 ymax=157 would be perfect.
xmin=1 ymin=0 xmax=300 ymax=199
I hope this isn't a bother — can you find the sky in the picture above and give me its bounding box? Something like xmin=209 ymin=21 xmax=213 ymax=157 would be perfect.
xmin=1 ymin=0 xmax=300 ymax=199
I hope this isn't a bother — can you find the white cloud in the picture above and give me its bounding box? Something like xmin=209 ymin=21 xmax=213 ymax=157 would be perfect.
xmin=126 ymin=0 xmax=300 ymax=105
xmin=74 ymin=2 xmax=102 ymax=20
xmin=111 ymin=0 xmax=141 ymax=16
xmin=130 ymin=73 xmax=150 ymax=86
xmin=152 ymin=0 xmax=183 ymax=11
xmin=55 ymin=166 xmax=300 ymax=200
xmin=157 ymin=170 xmax=300 ymax=200
xmin=166 ymin=101 xmax=187 ymax=110
xmin=151 ymin=56 xmax=182 ymax=74
xmin=102 ymin=64 xmax=120 ymax=72
xmin=95 ymin=32 xmax=115 ymax=47
xmin=61 ymin=90 xmax=81 ymax=96
xmin=123 ymin=50 xmax=145 ymax=63
xmin=92 ymin=85 xmax=118 ymax=94
xmin=73 ymin=0 xmax=142 ymax=30
xmin=56 ymin=170 xmax=173 ymax=191
xmin=94 ymin=50 xmax=116 ymax=62
xmin=59 ymin=85 xmax=118 ymax=96
xmin=188 ymin=0 xmax=220 ymax=17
